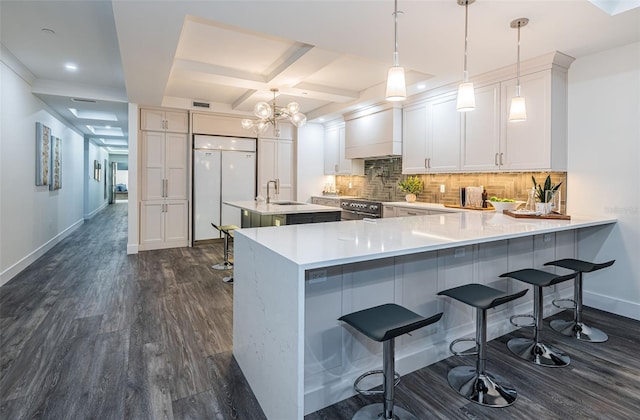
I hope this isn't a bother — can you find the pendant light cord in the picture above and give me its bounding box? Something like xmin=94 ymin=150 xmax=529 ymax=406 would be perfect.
xmin=516 ymin=23 xmax=521 ymax=96
xmin=393 ymin=0 xmax=402 ymax=67
xmin=463 ymin=2 xmax=469 ymax=82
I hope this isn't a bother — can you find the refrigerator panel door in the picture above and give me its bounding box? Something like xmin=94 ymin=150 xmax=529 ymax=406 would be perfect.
xmin=221 ymin=151 xmax=256 ymax=228
xmin=194 ymin=150 xmax=222 ymax=241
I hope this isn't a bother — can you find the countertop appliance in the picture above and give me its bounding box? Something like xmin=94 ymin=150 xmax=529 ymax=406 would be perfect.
xmin=194 ymin=135 xmax=256 ymax=241
xmin=340 ymin=198 xmax=383 ymax=220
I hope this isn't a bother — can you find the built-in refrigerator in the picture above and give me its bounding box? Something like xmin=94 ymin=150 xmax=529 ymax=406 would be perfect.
xmin=193 ymin=135 xmax=256 ymax=241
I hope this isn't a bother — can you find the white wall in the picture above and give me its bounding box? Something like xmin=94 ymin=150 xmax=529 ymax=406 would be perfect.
xmin=296 ymin=123 xmax=326 ymax=203
xmin=0 ymin=60 xmax=85 ymax=286
xmin=568 ymin=42 xmax=640 ymax=320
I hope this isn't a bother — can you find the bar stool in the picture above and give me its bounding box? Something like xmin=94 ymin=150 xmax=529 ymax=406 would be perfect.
xmin=211 ymin=223 xmax=237 ymax=283
xmin=500 ymin=269 xmax=577 ymax=367
xmin=544 ymin=258 xmax=615 ymax=342
xmin=438 ymin=284 xmax=527 ymax=407
xmin=338 ymin=304 xmax=443 ymax=420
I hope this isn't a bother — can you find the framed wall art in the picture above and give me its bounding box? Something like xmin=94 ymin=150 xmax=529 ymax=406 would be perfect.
xmin=50 ymin=135 xmax=62 ymax=190
xmin=35 ymin=122 xmax=51 ymax=186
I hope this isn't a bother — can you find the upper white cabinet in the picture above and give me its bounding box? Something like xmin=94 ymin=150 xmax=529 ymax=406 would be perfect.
xmin=141 ymin=131 xmax=188 ymax=201
xmin=402 ymin=92 xmax=461 ymax=173
xmin=192 ymin=112 xmax=251 ymax=137
xmin=460 ymin=83 xmax=501 ymax=171
xmin=259 ymin=128 xmax=294 ymax=201
xmin=324 ymin=122 xmax=364 ymax=175
xmin=141 ymin=108 xmax=189 ymax=133
xmin=344 ymin=103 xmax=402 ymax=159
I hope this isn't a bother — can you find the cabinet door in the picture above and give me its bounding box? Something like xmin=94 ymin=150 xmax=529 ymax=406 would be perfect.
xmin=402 ymin=102 xmax=428 ymax=173
xmin=383 ymin=206 xmax=396 ymax=218
xmin=461 ymin=83 xmax=501 ymax=171
xmin=500 ymin=71 xmax=551 ymax=170
xmin=258 ymin=138 xmax=278 ymax=199
xmin=165 ymin=200 xmax=188 ymax=243
xmin=336 ymin=125 xmax=356 ymax=174
xmin=164 ymin=111 xmax=189 ymax=133
xmin=427 ymin=92 xmax=461 ymax=172
xmin=396 ymin=207 xmax=430 ymax=217
xmin=140 ymin=109 xmax=165 ymax=131
xmin=141 ymin=131 xmax=165 ymax=200
xmin=276 ymin=138 xmax=294 ymax=201
xmin=324 ymin=126 xmax=340 ymax=175
xmin=140 ymin=201 xmax=164 ymax=246
xmin=164 ymin=133 xmax=188 ymax=200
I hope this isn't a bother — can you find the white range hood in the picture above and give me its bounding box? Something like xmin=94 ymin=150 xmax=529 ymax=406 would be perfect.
xmin=344 ymin=102 xmax=402 ymax=159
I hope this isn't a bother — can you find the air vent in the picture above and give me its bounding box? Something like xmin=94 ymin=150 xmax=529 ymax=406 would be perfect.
xmin=71 ymin=98 xmax=97 ymax=103
xmin=192 ymin=101 xmax=210 ymax=108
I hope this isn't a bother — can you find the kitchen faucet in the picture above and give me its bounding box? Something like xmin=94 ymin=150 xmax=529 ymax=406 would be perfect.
xmin=266 ymin=179 xmax=278 ymax=203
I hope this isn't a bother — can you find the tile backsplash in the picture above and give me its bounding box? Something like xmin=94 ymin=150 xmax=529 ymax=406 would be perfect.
xmin=335 ymin=157 xmax=567 ymax=207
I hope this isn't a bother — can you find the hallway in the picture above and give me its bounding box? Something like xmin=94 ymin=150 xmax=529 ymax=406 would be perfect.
xmin=0 ymin=203 xmax=265 ymax=419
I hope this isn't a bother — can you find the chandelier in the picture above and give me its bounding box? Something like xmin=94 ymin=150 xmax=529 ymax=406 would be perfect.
xmin=241 ymin=88 xmax=307 ymax=137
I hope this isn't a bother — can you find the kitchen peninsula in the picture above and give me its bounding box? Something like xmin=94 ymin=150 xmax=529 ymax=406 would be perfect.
xmin=225 ymin=200 xmax=341 ymax=227
xmin=232 ymin=212 xmax=616 ymax=419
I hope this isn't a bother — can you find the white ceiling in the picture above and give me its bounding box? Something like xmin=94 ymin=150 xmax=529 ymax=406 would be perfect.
xmin=1 ymin=1 xmax=639 ymax=150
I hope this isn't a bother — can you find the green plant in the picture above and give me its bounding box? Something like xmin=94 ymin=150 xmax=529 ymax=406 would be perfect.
xmin=532 ymin=175 xmax=562 ymax=203
xmin=398 ymin=176 xmax=423 ymax=195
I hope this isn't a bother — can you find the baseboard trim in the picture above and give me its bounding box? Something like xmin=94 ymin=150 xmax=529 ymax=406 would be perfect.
xmin=84 ymin=201 xmax=109 ymax=220
xmin=127 ymin=243 xmax=139 ymax=254
xmin=584 ymin=291 xmax=640 ymax=321
xmin=0 ymin=218 xmax=84 ymax=287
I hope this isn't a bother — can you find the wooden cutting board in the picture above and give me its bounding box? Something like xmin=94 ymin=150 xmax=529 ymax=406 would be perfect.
xmin=503 ymin=210 xmax=571 ymax=220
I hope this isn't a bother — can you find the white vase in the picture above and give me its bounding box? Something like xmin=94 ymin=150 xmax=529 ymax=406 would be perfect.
xmin=405 ymin=194 xmax=416 ymax=203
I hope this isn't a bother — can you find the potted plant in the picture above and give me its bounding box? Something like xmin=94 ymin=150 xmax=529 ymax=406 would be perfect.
xmin=532 ymin=175 xmax=562 ymax=213
xmin=398 ymin=176 xmax=423 ymax=203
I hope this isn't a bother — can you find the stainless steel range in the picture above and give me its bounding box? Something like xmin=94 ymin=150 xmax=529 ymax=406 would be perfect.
xmin=339 ymin=198 xmax=383 ymax=221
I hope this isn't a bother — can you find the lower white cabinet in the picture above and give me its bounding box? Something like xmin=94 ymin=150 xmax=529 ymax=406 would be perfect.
xmin=383 ymin=205 xmax=450 ymax=218
xmin=139 ymin=200 xmax=188 ymax=250
xmin=311 ymin=197 xmax=341 ymax=207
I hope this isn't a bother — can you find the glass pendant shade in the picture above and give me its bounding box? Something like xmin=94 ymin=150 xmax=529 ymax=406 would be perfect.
xmin=287 ymin=102 xmax=300 ymax=114
xmin=241 ymin=119 xmax=254 ymax=129
xmin=290 ymin=112 xmax=307 ymax=127
xmin=254 ymin=102 xmax=272 ymax=119
xmin=385 ymin=66 xmax=407 ymax=101
xmin=456 ymin=82 xmax=476 ymax=111
xmin=509 ymin=96 xmax=527 ymax=122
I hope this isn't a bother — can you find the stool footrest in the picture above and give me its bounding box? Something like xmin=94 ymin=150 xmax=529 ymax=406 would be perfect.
xmin=353 ymin=369 xmax=400 ymax=396
xmin=552 ymin=298 xmax=576 ymax=310
xmin=509 ymin=314 xmax=536 ymax=328
xmin=449 ymin=338 xmax=478 ymax=357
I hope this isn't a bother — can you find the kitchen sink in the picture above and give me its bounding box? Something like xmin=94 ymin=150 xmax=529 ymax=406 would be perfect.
xmin=271 ymin=201 xmax=305 ymax=206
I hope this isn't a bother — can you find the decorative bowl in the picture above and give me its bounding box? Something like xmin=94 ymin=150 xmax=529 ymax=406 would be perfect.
xmin=489 ymin=201 xmax=520 ymax=212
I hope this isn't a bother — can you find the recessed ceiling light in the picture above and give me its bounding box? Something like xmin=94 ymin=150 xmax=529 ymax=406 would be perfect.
xmin=417 ymin=83 xmax=427 ymax=90
xmin=86 ymin=125 xmax=124 ymax=136
xmin=41 ymin=28 xmax=55 ymax=35
xmin=319 ymin=118 xmax=325 ymax=122
xmin=65 ymin=63 xmax=78 ymax=72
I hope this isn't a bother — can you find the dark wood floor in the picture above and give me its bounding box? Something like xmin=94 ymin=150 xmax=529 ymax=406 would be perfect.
xmin=1 ymin=203 xmax=639 ymax=419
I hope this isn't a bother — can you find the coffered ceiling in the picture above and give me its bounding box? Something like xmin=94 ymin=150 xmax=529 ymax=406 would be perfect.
xmin=1 ymin=1 xmax=639 ymax=151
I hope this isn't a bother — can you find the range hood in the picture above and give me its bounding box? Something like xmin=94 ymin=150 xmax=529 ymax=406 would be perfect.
xmin=344 ymin=102 xmax=402 ymax=159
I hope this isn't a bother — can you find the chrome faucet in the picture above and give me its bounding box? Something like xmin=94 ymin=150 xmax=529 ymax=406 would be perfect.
xmin=266 ymin=179 xmax=278 ymax=203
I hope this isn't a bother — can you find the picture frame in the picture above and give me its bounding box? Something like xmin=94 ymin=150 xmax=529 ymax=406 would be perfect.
xmin=49 ymin=135 xmax=62 ymax=190
xmin=35 ymin=122 xmax=51 ymax=186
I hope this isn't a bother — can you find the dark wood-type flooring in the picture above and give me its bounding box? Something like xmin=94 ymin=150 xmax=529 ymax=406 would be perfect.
xmin=1 ymin=203 xmax=639 ymax=419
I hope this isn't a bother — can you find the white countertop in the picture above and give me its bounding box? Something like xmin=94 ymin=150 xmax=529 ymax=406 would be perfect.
xmin=225 ymin=200 xmax=341 ymax=215
xmin=235 ymin=212 xmax=616 ymax=269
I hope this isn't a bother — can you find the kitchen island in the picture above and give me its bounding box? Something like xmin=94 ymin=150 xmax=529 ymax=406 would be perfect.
xmin=232 ymin=212 xmax=616 ymax=419
xmin=224 ymin=200 xmax=341 ymax=227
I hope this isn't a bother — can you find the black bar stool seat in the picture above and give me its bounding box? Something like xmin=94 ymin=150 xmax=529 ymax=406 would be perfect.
xmin=500 ymin=269 xmax=576 ymax=367
xmin=438 ymin=284 xmax=527 ymax=408
xmin=544 ymin=258 xmax=615 ymax=342
xmin=339 ymin=304 xmax=443 ymax=420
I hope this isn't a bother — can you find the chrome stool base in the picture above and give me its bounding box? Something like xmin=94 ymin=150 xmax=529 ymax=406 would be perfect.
xmin=352 ymin=403 xmax=418 ymax=420
xmin=447 ymin=366 xmax=517 ymax=407
xmin=507 ymin=337 xmax=570 ymax=367
xmin=550 ymin=319 xmax=608 ymax=343
xmin=212 ymin=262 xmax=233 ymax=270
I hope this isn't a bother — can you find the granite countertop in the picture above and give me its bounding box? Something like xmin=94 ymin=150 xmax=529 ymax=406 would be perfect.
xmin=234 ymin=212 xmax=616 ymax=268
xmin=224 ymin=200 xmax=342 ymax=215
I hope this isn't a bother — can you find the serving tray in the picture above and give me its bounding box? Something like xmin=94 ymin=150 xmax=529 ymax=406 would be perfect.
xmin=503 ymin=210 xmax=571 ymax=220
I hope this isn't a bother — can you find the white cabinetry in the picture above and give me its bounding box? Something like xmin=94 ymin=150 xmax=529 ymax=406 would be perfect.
xmin=402 ymin=92 xmax=461 ymax=174
xmin=141 ymin=108 xmax=188 ymax=133
xmin=311 ymin=197 xmax=341 ymax=207
xmin=324 ymin=123 xmax=364 ymax=175
xmin=344 ymin=103 xmax=402 ymax=159
xmin=461 ymin=83 xmax=501 ymax=171
xmin=139 ymin=107 xmax=189 ymax=251
xmin=383 ymin=204 xmax=451 ymax=217
xmin=259 ymin=130 xmax=294 ymax=201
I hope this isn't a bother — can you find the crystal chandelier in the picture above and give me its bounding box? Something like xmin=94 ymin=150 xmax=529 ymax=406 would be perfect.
xmin=241 ymin=88 xmax=307 ymax=137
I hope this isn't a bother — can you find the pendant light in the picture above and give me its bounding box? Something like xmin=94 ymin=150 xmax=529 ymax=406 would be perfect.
xmin=385 ymin=0 xmax=406 ymax=101
xmin=456 ymin=0 xmax=476 ymax=112
xmin=509 ymin=18 xmax=529 ymax=122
